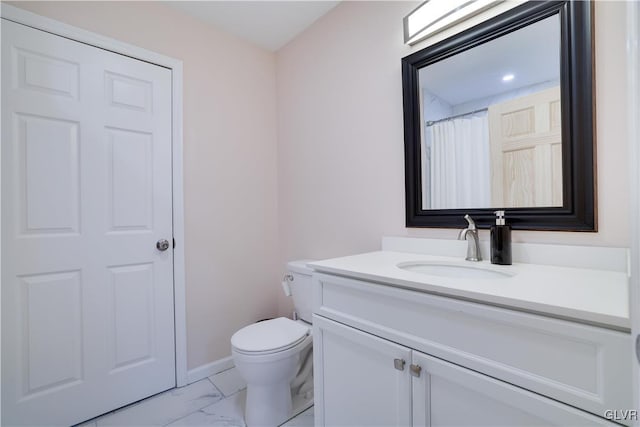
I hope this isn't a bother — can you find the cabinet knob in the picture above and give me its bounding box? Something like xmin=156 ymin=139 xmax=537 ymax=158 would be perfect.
xmin=393 ymin=358 xmax=406 ymax=371
xmin=410 ymin=364 xmax=422 ymax=377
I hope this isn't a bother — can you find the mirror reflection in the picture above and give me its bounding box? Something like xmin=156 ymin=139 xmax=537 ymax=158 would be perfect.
xmin=419 ymin=15 xmax=561 ymax=210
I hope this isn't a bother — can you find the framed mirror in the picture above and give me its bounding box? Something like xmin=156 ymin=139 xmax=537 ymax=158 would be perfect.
xmin=402 ymin=1 xmax=595 ymax=230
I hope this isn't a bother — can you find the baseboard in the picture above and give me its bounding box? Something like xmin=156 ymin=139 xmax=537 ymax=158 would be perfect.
xmin=186 ymin=356 xmax=235 ymax=384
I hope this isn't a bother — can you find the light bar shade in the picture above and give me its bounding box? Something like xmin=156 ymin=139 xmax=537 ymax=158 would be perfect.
xmin=404 ymin=0 xmax=504 ymax=45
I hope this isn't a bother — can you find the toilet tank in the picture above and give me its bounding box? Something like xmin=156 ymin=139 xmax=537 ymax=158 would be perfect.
xmin=287 ymin=260 xmax=314 ymax=323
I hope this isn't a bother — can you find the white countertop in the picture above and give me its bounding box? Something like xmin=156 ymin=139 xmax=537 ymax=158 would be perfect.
xmin=309 ymin=251 xmax=630 ymax=330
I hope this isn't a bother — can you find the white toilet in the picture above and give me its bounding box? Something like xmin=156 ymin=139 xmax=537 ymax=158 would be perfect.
xmin=231 ymin=260 xmax=314 ymax=427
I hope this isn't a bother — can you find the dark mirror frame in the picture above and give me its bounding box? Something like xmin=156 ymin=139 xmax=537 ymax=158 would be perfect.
xmin=402 ymin=1 xmax=595 ymax=231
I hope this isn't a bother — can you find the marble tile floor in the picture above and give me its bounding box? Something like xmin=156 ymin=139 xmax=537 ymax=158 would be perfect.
xmin=75 ymin=367 xmax=314 ymax=427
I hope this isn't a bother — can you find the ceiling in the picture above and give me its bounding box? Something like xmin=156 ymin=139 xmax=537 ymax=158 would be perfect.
xmin=166 ymin=1 xmax=340 ymax=52
xmin=419 ymin=14 xmax=560 ymax=106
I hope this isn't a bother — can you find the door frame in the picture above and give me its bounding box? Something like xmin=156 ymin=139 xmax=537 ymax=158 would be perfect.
xmin=627 ymin=0 xmax=640 ymax=421
xmin=0 ymin=4 xmax=189 ymax=387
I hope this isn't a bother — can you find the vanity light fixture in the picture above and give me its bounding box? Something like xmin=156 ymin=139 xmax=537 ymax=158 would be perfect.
xmin=404 ymin=0 xmax=504 ymax=45
xmin=502 ymin=73 xmax=515 ymax=82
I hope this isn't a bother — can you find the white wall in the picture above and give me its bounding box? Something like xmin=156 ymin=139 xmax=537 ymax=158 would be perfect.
xmin=276 ymin=0 xmax=630 ymax=317
xmin=7 ymin=1 xmax=281 ymax=370
xmin=8 ymin=0 xmax=631 ymax=369
xmin=422 ymin=88 xmax=453 ymax=122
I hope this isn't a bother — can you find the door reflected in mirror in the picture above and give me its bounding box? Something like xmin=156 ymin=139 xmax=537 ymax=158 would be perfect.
xmin=419 ymin=15 xmax=561 ymax=210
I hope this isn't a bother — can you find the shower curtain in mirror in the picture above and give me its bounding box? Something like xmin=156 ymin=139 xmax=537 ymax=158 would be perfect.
xmin=426 ymin=112 xmax=491 ymax=209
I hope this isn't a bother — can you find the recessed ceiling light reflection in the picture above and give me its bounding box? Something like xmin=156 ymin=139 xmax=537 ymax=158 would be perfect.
xmin=502 ymin=74 xmax=515 ymax=82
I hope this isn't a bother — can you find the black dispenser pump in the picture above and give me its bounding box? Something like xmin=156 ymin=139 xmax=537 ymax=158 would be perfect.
xmin=490 ymin=210 xmax=512 ymax=265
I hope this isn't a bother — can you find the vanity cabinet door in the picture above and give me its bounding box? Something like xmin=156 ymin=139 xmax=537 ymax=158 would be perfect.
xmin=313 ymin=315 xmax=412 ymax=427
xmin=411 ymin=351 xmax=616 ymax=427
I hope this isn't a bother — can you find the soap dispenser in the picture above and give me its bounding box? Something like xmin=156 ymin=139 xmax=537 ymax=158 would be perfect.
xmin=490 ymin=210 xmax=512 ymax=265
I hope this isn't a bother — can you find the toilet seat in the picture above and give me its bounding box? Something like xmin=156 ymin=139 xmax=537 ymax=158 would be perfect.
xmin=231 ymin=317 xmax=310 ymax=355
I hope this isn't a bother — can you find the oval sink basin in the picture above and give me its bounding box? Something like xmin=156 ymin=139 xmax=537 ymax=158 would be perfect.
xmin=397 ymin=261 xmax=513 ymax=279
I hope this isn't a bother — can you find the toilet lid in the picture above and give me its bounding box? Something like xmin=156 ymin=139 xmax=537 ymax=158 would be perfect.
xmin=231 ymin=317 xmax=309 ymax=353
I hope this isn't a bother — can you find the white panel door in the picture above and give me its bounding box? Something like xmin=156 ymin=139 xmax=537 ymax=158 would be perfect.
xmin=1 ymin=20 xmax=175 ymax=426
xmin=313 ymin=316 xmax=412 ymax=427
xmin=488 ymin=86 xmax=563 ymax=207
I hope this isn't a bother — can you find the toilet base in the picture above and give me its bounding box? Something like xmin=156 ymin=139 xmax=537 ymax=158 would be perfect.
xmin=231 ymin=318 xmax=313 ymax=427
xmin=245 ymin=381 xmax=291 ymax=427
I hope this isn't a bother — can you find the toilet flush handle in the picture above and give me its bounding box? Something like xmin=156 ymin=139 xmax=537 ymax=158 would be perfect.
xmin=282 ymin=274 xmax=293 ymax=296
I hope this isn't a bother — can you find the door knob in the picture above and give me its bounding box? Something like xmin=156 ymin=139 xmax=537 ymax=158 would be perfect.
xmin=156 ymin=239 xmax=170 ymax=251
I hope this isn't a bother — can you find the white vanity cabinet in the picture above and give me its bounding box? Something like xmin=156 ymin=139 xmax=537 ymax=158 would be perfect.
xmin=410 ymin=350 xmax=614 ymax=427
xmin=313 ymin=315 xmax=411 ymax=426
xmin=312 ymin=272 xmax=631 ymax=427
xmin=315 ymin=316 xmax=616 ymax=426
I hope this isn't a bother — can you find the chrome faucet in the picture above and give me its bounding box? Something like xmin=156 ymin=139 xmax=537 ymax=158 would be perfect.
xmin=458 ymin=215 xmax=482 ymax=262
